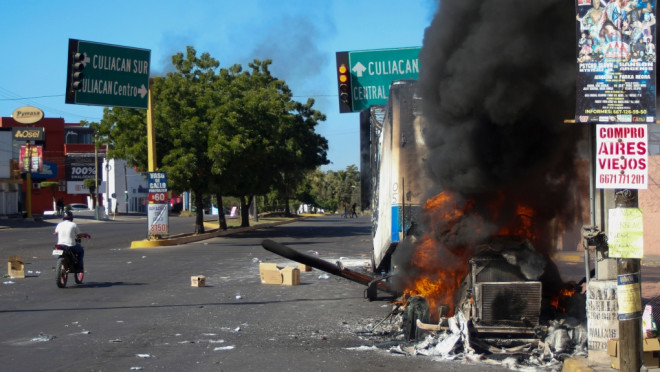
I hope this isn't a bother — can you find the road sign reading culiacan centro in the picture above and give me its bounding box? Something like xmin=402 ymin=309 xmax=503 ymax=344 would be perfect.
xmin=336 ymin=47 xmax=420 ymax=113
xmin=65 ymin=39 xmax=151 ymax=109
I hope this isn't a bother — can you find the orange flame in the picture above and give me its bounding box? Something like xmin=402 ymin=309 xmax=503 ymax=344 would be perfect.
xmin=550 ymin=286 xmax=577 ymax=313
xmin=402 ymin=191 xmax=541 ymax=321
xmin=401 ymin=192 xmax=471 ymax=320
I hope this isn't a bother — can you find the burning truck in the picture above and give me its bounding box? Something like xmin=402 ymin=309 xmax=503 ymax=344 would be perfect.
xmin=362 ymin=80 xmax=583 ymax=339
xmin=263 ymin=80 xmax=587 ymax=358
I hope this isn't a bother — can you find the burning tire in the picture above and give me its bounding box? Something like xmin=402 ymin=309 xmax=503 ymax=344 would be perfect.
xmin=403 ymin=295 xmax=430 ymax=341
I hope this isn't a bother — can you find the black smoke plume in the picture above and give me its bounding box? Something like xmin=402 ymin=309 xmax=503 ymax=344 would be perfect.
xmin=415 ymin=0 xmax=586 ymax=256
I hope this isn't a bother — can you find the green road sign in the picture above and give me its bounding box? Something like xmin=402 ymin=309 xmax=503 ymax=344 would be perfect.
xmin=341 ymin=47 xmax=420 ymax=112
xmin=65 ymin=39 xmax=151 ymax=109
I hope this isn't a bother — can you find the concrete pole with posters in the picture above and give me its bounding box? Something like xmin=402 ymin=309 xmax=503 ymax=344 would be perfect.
xmin=615 ymin=189 xmax=642 ymax=372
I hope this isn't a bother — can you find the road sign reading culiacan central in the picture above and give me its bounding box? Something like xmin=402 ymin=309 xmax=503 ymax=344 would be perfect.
xmin=336 ymin=47 xmax=420 ymax=113
xmin=65 ymin=39 xmax=151 ymax=109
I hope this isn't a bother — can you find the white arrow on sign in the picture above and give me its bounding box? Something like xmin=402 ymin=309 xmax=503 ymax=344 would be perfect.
xmin=138 ymin=84 xmax=148 ymax=98
xmin=352 ymin=62 xmax=367 ymax=77
xmin=82 ymin=53 xmax=90 ymax=67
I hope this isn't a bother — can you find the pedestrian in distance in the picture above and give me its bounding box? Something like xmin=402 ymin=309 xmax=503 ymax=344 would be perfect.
xmin=56 ymin=198 xmax=64 ymax=216
xmin=351 ymin=203 xmax=358 ymax=218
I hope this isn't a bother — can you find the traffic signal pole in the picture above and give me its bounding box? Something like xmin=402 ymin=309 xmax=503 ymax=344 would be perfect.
xmin=147 ymin=78 xmax=157 ymax=172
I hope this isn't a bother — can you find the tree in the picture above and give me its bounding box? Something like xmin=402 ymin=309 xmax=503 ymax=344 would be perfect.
xmin=209 ymin=60 xmax=324 ymax=226
xmin=95 ymin=47 xmax=221 ymax=234
xmin=270 ymin=98 xmax=329 ymax=216
xmin=94 ymin=48 xmax=329 ymax=231
xmin=83 ymin=178 xmax=97 ymax=210
xmin=40 ymin=181 xmax=59 ymax=212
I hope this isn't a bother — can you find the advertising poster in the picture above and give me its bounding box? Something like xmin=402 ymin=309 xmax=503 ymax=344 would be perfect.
xmin=65 ymin=155 xmax=101 ymax=182
xmin=596 ymin=124 xmax=648 ymax=188
xmin=617 ymin=272 xmax=642 ymax=320
xmin=608 ymin=207 xmax=644 ymax=258
xmin=148 ymin=203 xmax=169 ymax=235
xmin=19 ymin=145 xmax=42 ymax=173
xmin=575 ymin=0 xmax=656 ymax=123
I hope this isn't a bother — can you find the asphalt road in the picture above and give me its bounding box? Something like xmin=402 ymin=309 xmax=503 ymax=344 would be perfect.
xmin=0 ymin=214 xmax=523 ymax=371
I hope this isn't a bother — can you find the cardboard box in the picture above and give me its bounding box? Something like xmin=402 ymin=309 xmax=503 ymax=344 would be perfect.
xmin=8 ymin=255 xmax=24 ymax=278
xmin=608 ymin=339 xmax=621 ymax=370
xmin=281 ymin=267 xmax=300 ymax=286
xmin=297 ymin=263 xmax=312 ymax=272
xmin=259 ymin=263 xmax=300 ymax=286
xmin=644 ymin=338 xmax=660 ymax=367
xmin=260 ymin=263 xmax=283 ymax=285
xmin=608 ymin=338 xmax=660 ymax=369
xmin=191 ymin=275 xmax=206 ymax=287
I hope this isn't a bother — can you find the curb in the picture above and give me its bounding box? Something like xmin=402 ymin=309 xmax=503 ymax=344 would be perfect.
xmin=129 ymin=219 xmax=297 ymax=249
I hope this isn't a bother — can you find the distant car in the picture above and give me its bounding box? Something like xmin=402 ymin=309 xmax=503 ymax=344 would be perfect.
xmin=66 ymin=203 xmax=89 ymax=211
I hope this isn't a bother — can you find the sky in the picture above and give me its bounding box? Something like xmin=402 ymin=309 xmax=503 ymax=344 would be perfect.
xmin=0 ymin=0 xmax=436 ymax=171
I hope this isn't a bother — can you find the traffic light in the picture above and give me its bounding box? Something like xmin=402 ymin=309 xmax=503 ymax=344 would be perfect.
xmin=338 ymin=64 xmax=350 ymax=103
xmin=336 ymin=51 xmax=352 ymax=113
xmin=71 ymin=52 xmax=85 ymax=91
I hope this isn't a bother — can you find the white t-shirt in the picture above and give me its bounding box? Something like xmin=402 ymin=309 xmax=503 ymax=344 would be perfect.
xmin=54 ymin=220 xmax=81 ymax=246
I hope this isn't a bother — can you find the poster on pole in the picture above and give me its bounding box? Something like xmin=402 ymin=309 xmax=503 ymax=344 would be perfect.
xmin=596 ymin=124 xmax=648 ymax=189
xmin=147 ymin=172 xmax=168 ymax=236
xmin=148 ymin=203 xmax=169 ymax=235
xmin=575 ymin=0 xmax=656 ymax=123
xmin=609 ymin=207 xmax=644 ymax=258
xmin=19 ymin=145 xmax=42 ymax=173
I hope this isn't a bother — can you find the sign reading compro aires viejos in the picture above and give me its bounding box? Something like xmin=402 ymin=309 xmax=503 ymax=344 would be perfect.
xmin=65 ymin=39 xmax=151 ymax=109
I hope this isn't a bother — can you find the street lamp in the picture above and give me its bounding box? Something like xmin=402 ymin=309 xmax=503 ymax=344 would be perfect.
xmin=65 ymin=131 xmax=78 ymax=144
xmin=105 ymin=162 xmax=111 ymax=218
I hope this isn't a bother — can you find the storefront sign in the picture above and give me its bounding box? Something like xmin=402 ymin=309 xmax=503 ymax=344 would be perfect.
xmin=65 ymin=155 xmax=100 ymax=182
xmin=12 ymin=127 xmax=45 ymax=141
xmin=12 ymin=106 xmax=44 ymax=124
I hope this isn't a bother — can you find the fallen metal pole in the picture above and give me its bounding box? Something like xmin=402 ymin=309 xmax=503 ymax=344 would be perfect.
xmin=261 ymin=239 xmax=398 ymax=295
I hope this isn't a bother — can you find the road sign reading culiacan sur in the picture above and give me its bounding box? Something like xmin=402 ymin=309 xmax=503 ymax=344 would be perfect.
xmin=65 ymin=39 xmax=151 ymax=109
xmin=336 ymin=47 xmax=420 ymax=113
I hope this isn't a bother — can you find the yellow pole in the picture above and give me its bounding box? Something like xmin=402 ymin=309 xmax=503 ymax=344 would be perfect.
xmin=147 ymin=78 xmax=157 ymax=172
xmin=26 ymin=171 xmax=32 ymax=219
xmin=25 ymin=142 xmax=32 ymax=218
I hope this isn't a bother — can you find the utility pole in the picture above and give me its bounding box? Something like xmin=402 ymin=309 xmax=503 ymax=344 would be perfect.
xmin=615 ymin=189 xmax=642 ymax=372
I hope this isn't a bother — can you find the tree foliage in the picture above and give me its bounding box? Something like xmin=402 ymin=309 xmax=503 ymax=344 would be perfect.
xmin=94 ymin=47 xmax=328 ymax=232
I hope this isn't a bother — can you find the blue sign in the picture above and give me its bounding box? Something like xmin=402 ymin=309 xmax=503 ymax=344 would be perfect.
xmin=31 ymin=161 xmax=57 ymax=179
xmin=148 ymin=172 xmax=167 ymax=193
